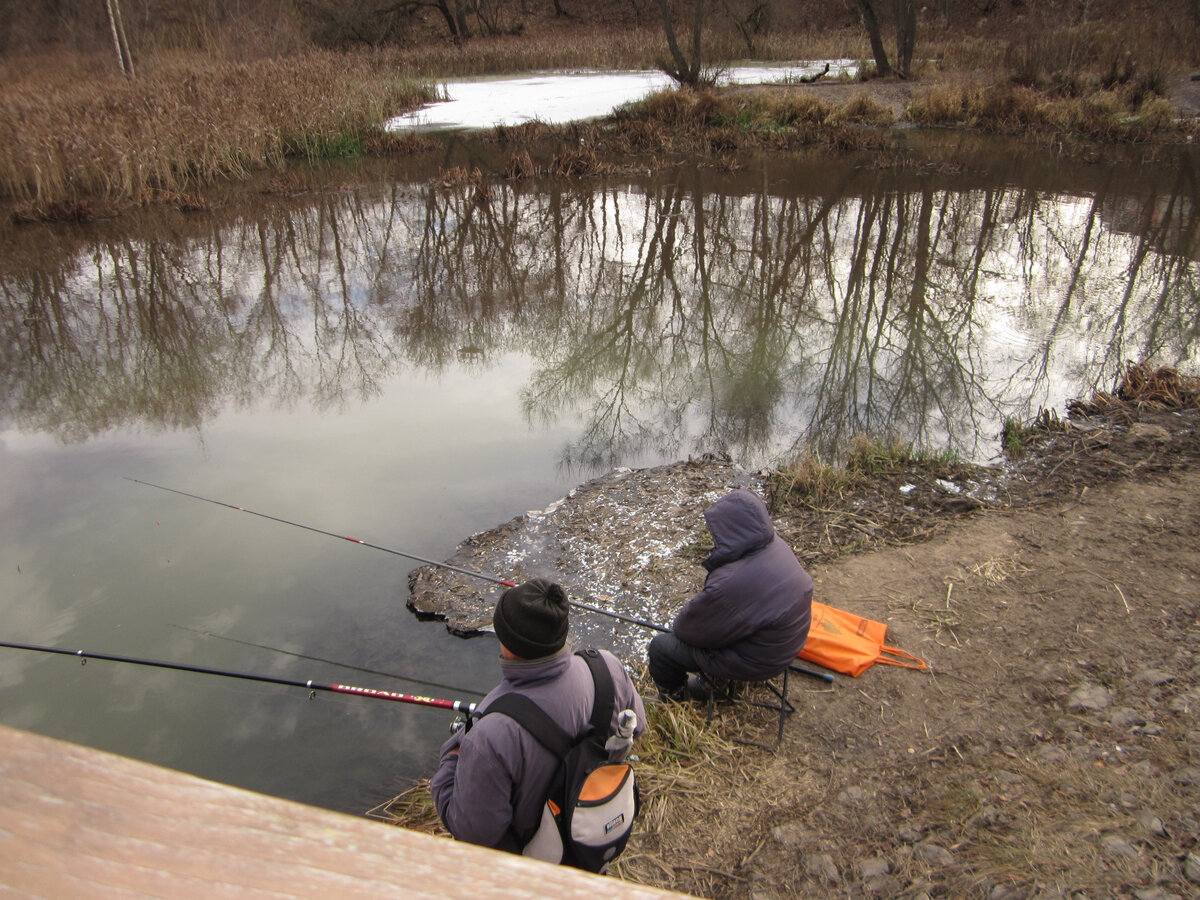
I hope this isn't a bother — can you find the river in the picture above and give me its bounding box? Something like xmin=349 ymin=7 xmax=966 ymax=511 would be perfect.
xmin=1 ymin=115 xmax=1197 ymax=816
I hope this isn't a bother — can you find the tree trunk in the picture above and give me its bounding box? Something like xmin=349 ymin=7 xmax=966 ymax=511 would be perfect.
xmin=854 ymin=0 xmax=892 ymax=78
xmin=433 ymin=0 xmax=461 ymax=37
xmin=450 ymin=0 xmax=473 ymax=37
xmin=105 ymin=0 xmax=128 ymax=76
xmin=656 ymin=0 xmax=708 ymax=86
xmin=894 ymin=0 xmax=916 ymax=79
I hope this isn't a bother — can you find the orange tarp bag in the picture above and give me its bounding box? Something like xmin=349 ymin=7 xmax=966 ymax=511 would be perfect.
xmin=797 ymin=601 xmax=927 ymax=677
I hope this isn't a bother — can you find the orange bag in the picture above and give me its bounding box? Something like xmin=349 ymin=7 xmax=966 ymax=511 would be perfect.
xmin=797 ymin=601 xmax=927 ymax=677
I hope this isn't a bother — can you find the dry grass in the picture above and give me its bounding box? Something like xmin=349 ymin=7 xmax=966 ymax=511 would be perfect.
xmin=366 ymin=676 xmax=748 ymax=889
xmin=1071 ymin=360 xmax=1200 ymax=413
xmin=605 ymin=87 xmax=891 ymax=156
xmin=906 ymin=80 xmax=1195 ymax=142
xmin=0 ymin=48 xmax=438 ymax=214
xmin=386 ymin=25 xmax=868 ymax=78
xmin=4 ymin=7 xmax=1198 ymax=217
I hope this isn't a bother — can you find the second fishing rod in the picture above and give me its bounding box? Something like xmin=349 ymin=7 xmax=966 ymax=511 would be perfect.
xmin=128 ymin=478 xmax=833 ymax=683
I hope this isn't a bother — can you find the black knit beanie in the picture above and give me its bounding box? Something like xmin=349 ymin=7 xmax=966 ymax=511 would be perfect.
xmin=493 ymin=578 xmax=570 ymax=660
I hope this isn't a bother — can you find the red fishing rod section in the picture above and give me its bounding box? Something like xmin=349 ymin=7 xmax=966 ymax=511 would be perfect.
xmin=0 ymin=640 xmax=477 ymax=713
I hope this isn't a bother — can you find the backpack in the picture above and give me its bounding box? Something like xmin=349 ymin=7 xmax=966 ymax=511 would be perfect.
xmin=484 ymin=648 xmax=639 ymax=873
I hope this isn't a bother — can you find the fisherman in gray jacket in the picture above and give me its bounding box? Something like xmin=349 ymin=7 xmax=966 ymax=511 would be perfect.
xmin=647 ymin=488 xmax=814 ymax=699
xmin=430 ymin=578 xmax=646 ymax=855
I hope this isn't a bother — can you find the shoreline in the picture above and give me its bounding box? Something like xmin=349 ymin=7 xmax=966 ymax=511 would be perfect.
xmin=389 ymin=369 xmax=1200 ymax=898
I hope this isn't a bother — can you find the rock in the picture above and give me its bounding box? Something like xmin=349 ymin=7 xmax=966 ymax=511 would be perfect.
xmin=1035 ymin=744 xmax=1069 ymax=764
xmin=913 ymin=842 xmax=955 ymax=866
xmin=896 ymin=825 xmax=922 ymax=843
xmin=1126 ymin=422 xmax=1170 ymax=444
xmin=1100 ymin=833 xmax=1140 ymax=860
xmin=993 ymin=769 xmax=1026 ymax=786
xmin=1134 ymin=668 xmax=1175 ymax=685
xmin=1183 ymin=851 xmax=1200 ymax=883
xmin=1068 ymin=682 xmax=1113 ymax=711
xmin=1172 ymin=766 xmax=1200 ymax=787
xmin=1134 ymin=889 xmax=1180 ymax=900
xmin=771 ymin=823 xmax=809 ymax=848
xmin=856 ymin=857 xmax=891 ymax=879
xmin=804 ymin=853 xmax=840 ymax=883
xmin=1168 ymin=689 xmax=1200 ymax=714
xmin=970 ymin=805 xmax=1008 ymax=828
xmin=837 ymin=786 xmax=869 ymax=804
xmin=1136 ymin=810 xmax=1168 ymax=837
xmin=865 ymin=875 xmax=899 ymax=895
xmin=1129 ymin=760 xmax=1158 ymax=777
xmin=1109 ymin=707 xmax=1147 ymax=727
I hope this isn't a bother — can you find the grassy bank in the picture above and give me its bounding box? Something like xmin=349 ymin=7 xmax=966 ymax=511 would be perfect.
xmin=0 ymin=49 xmax=438 ymax=218
xmin=2 ymin=8 xmax=1198 ymax=219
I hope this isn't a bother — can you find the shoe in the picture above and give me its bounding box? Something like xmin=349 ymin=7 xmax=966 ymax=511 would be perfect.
xmin=687 ymin=674 xmax=735 ymax=702
xmin=656 ymin=684 xmax=688 ymax=703
xmin=686 ymin=674 xmax=718 ymax=702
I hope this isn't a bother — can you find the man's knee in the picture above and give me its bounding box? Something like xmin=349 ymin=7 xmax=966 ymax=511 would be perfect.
xmin=647 ymin=632 xmax=696 ymax=691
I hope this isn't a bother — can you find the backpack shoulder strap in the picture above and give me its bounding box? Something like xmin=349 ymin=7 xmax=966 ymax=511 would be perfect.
xmin=579 ymin=648 xmax=615 ymax=737
xmin=482 ymin=649 xmax=617 ymax=757
xmin=485 ymin=693 xmax=572 ymax=759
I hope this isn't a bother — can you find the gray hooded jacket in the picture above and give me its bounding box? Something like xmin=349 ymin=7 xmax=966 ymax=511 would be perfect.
xmin=430 ymin=645 xmax=645 ymax=853
xmin=671 ymin=489 xmax=813 ymax=681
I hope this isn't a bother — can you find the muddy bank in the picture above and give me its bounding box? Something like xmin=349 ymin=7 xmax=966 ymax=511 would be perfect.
xmin=407 ymin=396 xmax=1200 ymax=667
xmin=399 ymin=372 xmax=1200 ymax=899
xmin=407 ymin=454 xmax=762 ymax=661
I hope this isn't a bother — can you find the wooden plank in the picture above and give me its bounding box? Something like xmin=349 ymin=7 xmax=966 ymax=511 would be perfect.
xmin=0 ymin=725 xmax=690 ymax=899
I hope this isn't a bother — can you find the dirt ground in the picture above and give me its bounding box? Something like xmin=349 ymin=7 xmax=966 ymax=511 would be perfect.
xmin=403 ymin=369 xmax=1200 ymax=899
xmin=629 ymin=430 xmax=1200 ymax=899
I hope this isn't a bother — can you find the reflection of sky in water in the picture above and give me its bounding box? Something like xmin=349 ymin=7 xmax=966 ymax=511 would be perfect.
xmin=389 ymin=62 xmax=857 ymax=130
xmin=0 ymin=160 xmax=1196 ymax=815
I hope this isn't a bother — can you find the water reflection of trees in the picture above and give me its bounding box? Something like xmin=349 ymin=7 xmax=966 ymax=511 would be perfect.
xmin=1 ymin=159 xmax=1196 ymax=468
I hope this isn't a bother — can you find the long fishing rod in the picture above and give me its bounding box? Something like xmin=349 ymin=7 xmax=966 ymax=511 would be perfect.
xmin=130 ymin=478 xmax=833 ymax=684
xmin=0 ymin=640 xmax=477 ymax=713
xmin=125 ymin=477 xmax=517 ymax=588
xmin=572 ymin=597 xmax=833 ymax=683
xmin=172 ymin=624 xmax=484 ymax=698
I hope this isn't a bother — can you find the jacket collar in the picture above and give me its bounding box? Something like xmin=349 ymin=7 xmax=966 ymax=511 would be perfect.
xmin=498 ymin=643 xmax=574 ymax=687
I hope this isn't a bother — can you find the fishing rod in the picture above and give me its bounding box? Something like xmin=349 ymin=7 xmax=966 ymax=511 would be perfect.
xmin=125 ymin=477 xmax=517 ymax=588
xmin=129 ymin=478 xmax=832 ymax=684
xmin=172 ymin=624 xmax=484 ymax=698
xmin=572 ymin=597 xmax=833 ymax=683
xmin=0 ymin=640 xmax=477 ymax=713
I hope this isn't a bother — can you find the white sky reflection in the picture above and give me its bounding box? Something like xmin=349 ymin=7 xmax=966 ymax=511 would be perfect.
xmin=388 ymin=61 xmax=857 ymax=131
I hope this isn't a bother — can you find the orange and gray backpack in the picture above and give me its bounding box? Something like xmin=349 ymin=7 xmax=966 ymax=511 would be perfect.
xmin=485 ymin=648 xmax=639 ymax=873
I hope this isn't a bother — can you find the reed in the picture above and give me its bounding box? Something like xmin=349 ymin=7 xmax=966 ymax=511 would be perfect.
xmin=1 ymin=49 xmax=438 ymax=213
xmin=383 ymin=25 xmax=868 ymax=77
xmin=906 ymin=79 xmax=1196 ymax=142
xmin=609 ymin=88 xmax=890 ymax=155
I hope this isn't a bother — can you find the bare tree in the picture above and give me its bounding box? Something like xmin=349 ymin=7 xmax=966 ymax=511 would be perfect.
xmin=854 ymin=0 xmax=918 ymax=79
xmin=105 ymin=0 xmax=135 ymax=76
xmin=655 ymin=0 xmax=714 ymax=87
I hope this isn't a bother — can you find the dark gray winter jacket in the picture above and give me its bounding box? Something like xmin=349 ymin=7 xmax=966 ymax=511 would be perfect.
xmin=671 ymin=489 xmax=813 ymax=681
xmin=429 ymin=645 xmax=645 ymax=854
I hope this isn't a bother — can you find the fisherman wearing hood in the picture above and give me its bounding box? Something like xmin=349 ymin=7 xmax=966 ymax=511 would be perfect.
xmin=647 ymin=489 xmax=814 ymax=700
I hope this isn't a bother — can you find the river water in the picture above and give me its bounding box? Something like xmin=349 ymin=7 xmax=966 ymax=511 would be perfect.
xmin=1 ymin=118 xmax=1197 ymax=816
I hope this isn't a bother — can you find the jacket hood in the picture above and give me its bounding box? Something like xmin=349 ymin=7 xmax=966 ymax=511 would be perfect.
xmin=702 ymin=489 xmax=776 ymax=571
